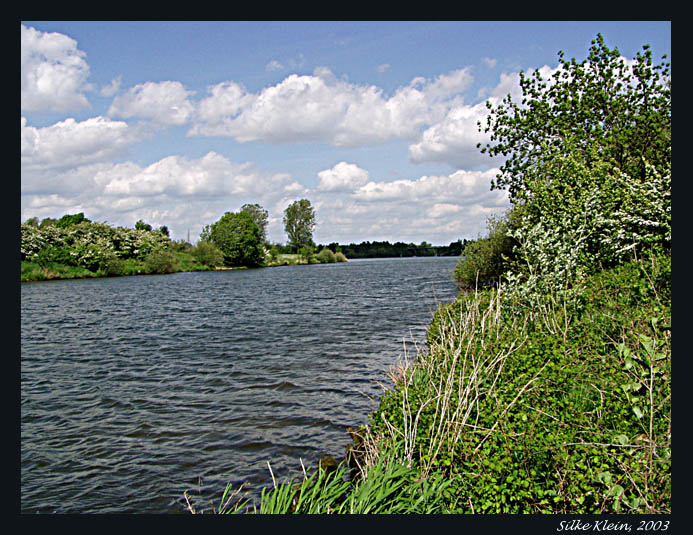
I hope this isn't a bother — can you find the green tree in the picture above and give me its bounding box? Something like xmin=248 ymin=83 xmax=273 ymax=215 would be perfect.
xmin=135 ymin=219 xmax=152 ymax=231
xmin=479 ymin=33 xmax=670 ymax=205
xmin=454 ymin=213 xmax=517 ymax=290
xmin=208 ymin=210 xmax=264 ymax=267
xmin=240 ymin=203 xmax=269 ymax=243
xmin=283 ymin=199 xmax=316 ymax=252
xmin=475 ymin=34 xmax=670 ymax=301
xmin=56 ymin=212 xmax=90 ymax=228
xmin=192 ymin=240 xmax=224 ymax=267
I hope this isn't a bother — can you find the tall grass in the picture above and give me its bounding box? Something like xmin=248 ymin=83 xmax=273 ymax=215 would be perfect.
xmin=191 ymin=453 xmax=456 ymax=514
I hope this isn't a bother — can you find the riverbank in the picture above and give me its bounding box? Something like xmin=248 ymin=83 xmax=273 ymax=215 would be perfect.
xmin=20 ymin=250 xmax=348 ymax=282
xmin=215 ymin=251 xmax=670 ymax=514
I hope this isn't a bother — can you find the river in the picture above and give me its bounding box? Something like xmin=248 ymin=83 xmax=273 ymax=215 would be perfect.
xmin=21 ymin=256 xmax=459 ymax=513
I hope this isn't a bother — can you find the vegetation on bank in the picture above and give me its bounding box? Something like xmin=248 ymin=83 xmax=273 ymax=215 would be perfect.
xmin=20 ymin=199 xmax=349 ymax=282
xmin=189 ymin=34 xmax=670 ymax=515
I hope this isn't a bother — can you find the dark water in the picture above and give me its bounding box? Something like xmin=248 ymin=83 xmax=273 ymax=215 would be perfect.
xmin=21 ymin=257 xmax=459 ymax=514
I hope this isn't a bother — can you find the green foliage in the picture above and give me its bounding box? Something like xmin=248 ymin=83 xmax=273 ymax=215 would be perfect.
xmin=297 ymin=245 xmax=316 ymax=263
xmin=55 ymin=212 xmax=90 ymax=228
xmin=479 ymin=33 xmax=670 ymax=205
xmin=316 ymin=247 xmax=336 ymax=264
xmin=474 ymin=34 xmax=670 ymax=310
xmin=144 ymin=249 xmax=181 ymax=274
xmin=240 ymin=203 xmax=269 ymax=244
xmin=19 ymin=216 xmax=189 ymax=280
xmin=283 ymin=199 xmax=316 ymax=252
xmin=366 ymin=253 xmax=670 ymax=514
xmin=208 ymin=210 xmax=264 ymax=267
xmin=21 ymin=260 xmax=103 ymax=282
xmin=135 ymin=219 xmax=152 ymax=231
xmin=334 ymin=252 xmax=348 ymax=263
xmin=215 ymin=455 xmax=455 ymax=514
xmin=191 ymin=240 xmax=224 ymax=267
xmin=454 ymin=213 xmax=516 ymax=290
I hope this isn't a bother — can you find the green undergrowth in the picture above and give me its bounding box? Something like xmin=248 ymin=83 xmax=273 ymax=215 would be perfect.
xmin=20 ymin=251 xmax=215 ymax=282
xmin=366 ymin=252 xmax=670 ymax=513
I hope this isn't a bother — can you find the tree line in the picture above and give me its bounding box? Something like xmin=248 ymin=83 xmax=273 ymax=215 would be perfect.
xmin=317 ymin=240 xmax=467 ymax=259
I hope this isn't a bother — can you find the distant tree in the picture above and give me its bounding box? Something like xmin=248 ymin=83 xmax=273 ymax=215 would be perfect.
xmin=241 ymin=203 xmax=269 ymax=243
xmin=39 ymin=217 xmax=57 ymax=228
xmin=135 ymin=220 xmax=152 ymax=231
xmin=158 ymin=225 xmax=170 ymax=237
xmin=283 ymin=199 xmax=316 ymax=252
xmin=56 ymin=212 xmax=90 ymax=228
xmin=24 ymin=217 xmax=39 ymax=227
xmin=199 ymin=224 xmax=211 ymax=243
xmin=316 ymin=247 xmax=336 ymax=263
xmin=208 ymin=210 xmax=264 ymax=267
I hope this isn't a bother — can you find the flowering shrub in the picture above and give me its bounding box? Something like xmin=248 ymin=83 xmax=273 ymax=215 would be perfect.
xmin=500 ymin=152 xmax=671 ymax=312
xmin=20 ymin=219 xmax=171 ymax=270
xmin=600 ymin=160 xmax=671 ymax=262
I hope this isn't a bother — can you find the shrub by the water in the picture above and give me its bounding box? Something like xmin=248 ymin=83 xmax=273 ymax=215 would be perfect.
xmin=316 ymin=248 xmax=337 ymax=264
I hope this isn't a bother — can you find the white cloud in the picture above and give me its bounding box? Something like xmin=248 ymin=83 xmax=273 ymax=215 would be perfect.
xmin=353 ymin=168 xmax=503 ymax=204
xmin=265 ymin=60 xmax=284 ymax=72
xmin=408 ymin=99 xmax=499 ymax=169
xmin=407 ymin=65 xmax=562 ymax=169
xmin=317 ymin=162 xmax=370 ymax=192
xmin=428 ymin=203 xmax=462 ymax=218
xmin=21 ymin=24 xmax=92 ymax=112
xmin=21 ymin=116 xmax=140 ymax=178
xmin=305 ymin=168 xmax=510 ymax=244
xmin=189 ymin=67 xmax=474 ymax=147
xmin=481 ymin=57 xmax=497 ymax=69
xmin=100 ymin=75 xmax=122 ymax=97
xmin=377 ymin=63 xmax=391 ymax=73
xmin=109 ymin=81 xmax=195 ymax=125
xmin=101 ymin=152 xmax=263 ymax=197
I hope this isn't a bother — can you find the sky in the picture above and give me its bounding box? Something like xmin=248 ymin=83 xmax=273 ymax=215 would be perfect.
xmin=20 ymin=21 xmax=671 ymax=245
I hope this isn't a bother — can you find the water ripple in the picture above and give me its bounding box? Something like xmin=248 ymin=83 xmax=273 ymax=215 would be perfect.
xmin=21 ymin=257 xmax=459 ymax=513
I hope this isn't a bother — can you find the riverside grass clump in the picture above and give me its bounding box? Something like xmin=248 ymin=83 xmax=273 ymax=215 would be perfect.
xmin=186 ymin=449 xmax=457 ymax=514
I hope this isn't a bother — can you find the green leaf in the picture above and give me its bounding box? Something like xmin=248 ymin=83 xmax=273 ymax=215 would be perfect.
xmin=614 ymin=434 xmax=629 ymax=445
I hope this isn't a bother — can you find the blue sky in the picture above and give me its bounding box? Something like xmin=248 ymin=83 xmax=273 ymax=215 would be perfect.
xmin=21 ymin=21 xmax=671 ymax=245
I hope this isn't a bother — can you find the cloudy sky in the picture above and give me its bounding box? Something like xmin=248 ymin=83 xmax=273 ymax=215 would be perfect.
xmin=21 ymin=21 xmax=671 ymax=245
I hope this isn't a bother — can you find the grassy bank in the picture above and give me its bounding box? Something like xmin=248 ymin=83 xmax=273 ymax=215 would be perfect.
xmin=20 ymin=249 xmax=348 ymax=282
xmin=198 ymin=251 xmax=670 ymax=514
xmin=20 ymin=250 xmax=214 ymax=282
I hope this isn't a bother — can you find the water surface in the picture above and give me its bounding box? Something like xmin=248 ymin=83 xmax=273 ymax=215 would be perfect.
xmin=21 ymin=257 xmax=459 ymax=513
